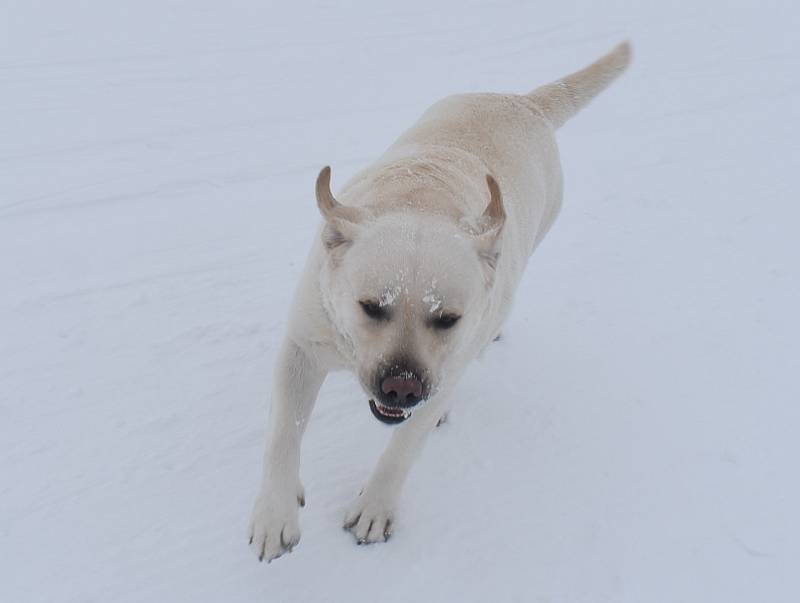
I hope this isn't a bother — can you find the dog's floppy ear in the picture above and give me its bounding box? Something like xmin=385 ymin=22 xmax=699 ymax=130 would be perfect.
xmin=315 ymin=166 xmax=364 ymax=252
xmin=475 ymin=174 xmax=506 ymax=277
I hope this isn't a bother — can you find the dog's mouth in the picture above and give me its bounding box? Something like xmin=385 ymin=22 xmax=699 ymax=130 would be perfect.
xmin=369 ymin=399 xmax=411 ymax=425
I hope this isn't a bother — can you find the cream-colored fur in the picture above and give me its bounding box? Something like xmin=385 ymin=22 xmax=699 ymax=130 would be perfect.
xmin=250 ymin=42 xmax=631 ymax=561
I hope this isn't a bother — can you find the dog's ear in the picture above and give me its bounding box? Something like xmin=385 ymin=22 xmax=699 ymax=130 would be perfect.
xmin=315 ymin=166 xmax=364 ymax=253
xmin=475 ymin=174 xmax=506 ymax=279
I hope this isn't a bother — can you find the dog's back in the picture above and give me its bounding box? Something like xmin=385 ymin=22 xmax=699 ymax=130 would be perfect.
xmin=342 ymin=43 xmax=632 ymax=279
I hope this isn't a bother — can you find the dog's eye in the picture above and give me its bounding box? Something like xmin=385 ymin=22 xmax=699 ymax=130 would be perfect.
xmin=432 ymin=313 xmax=461 ymax=330
xmin=359 ymin=300 xmax=388 ymax=321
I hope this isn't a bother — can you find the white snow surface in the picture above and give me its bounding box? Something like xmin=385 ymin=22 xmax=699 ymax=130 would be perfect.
xmin=2 ymin=1 xmax=799 ymax=601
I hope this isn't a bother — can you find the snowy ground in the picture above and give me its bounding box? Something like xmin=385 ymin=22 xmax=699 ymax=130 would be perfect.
xmin=2 ymin=1 xmax=799 ymax=601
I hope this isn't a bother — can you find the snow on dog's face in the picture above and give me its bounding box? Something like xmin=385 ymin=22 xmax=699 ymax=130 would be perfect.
xmin=315 ymin=167 xmax=504 ymax=425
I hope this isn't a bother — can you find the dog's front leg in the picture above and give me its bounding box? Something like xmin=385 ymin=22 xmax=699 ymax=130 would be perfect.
xmin=344 ymin=395 xmax=447 ymax=544
xmin=249 ymin=338 xmax=326 ymax=562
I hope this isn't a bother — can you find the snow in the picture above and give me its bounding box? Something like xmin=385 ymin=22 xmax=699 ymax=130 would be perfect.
xmin=422 ymin=292 xmax=442 ymax=313
xmin=380 ymin=284 xmax=402 ymax=307
xmin=2 ymin=1 xmax=799 ymax=601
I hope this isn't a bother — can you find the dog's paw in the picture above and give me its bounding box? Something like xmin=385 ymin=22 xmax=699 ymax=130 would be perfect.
xmin=343 ymin=489 xmax=395 ymax=545
xmin=248 ymin=484 xmax=305 ymax=562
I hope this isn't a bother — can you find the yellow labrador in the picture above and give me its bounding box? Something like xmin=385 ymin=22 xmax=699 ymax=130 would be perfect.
xmin=250 ymin=42 xmax=632 ymax=561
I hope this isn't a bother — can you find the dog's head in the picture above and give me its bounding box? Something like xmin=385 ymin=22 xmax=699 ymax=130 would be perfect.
xmin=315 ymin=166 xmax=505 ymax=425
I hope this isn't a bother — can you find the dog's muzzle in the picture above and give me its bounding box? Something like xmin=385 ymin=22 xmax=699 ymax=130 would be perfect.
xmin=368 ymin=367 xmax=427 ymax=425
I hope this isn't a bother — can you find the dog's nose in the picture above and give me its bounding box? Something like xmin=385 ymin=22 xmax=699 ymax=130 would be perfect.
xmin=381 ymin=375 xmax=423 ymax=405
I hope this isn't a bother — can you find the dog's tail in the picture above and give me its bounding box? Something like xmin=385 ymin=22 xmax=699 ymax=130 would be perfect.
xmin=528 ymin=41 xmax=632 ymax=129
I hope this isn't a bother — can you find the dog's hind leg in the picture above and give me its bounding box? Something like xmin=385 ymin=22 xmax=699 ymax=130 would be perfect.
xmin=249 ymin=338 xmax=326 ymax=562
xmin=344 ymin=393 xmax=449 ymax=545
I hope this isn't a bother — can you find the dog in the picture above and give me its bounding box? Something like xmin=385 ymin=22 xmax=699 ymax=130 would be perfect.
xmin=249 ymin=42 xmax=631 ymax=561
